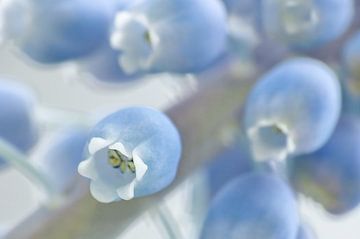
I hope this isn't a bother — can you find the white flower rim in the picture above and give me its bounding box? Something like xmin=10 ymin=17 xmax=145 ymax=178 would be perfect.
xmin=78 ymin=137 xmax=148 ymax=202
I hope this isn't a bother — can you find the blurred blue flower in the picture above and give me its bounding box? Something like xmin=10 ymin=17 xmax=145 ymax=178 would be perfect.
xmin=110 ymin=0 xmax=227 ymax=74
xmin=0 ymin=80 xmax=38 ymax=169
xmin=0 ymin=0 xmax=116 ymax=63
xmin=244 ymin=58 xmax=341 ymax=162
xmin=262 ymin=0 xmax=354 ymax=49
xmin=78 ymin=107 xmax=182 ymax=203
xmin=297 ymin=224 xmax=317 ymax=239
xmin=201 ymin=172 xmax=299 ymax=239
xmin=290 ymin=115 xmax=360 ymax=215
xmin=31 ymin=127 xmax=88 ymax=193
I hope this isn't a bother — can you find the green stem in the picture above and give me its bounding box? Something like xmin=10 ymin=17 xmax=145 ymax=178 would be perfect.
xmin=0 ymin=138 xmax=61 ymax=205
xmin=153 ymin=203 xmax=183 ymax=239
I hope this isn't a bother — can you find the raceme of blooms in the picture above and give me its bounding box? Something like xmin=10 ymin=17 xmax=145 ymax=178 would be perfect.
xmin=78 ymin=107 xmax=182 ymax=203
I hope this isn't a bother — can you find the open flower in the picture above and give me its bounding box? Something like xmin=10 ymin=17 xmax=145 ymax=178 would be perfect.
xmin=78 ymin=107 xmax=182 ymax=203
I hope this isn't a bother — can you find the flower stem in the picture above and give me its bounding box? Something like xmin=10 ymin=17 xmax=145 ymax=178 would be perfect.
xmin=0 ymin=138 xmax=61 ymax=206
xmin=153 ymin=203 xmax=183 ymax=239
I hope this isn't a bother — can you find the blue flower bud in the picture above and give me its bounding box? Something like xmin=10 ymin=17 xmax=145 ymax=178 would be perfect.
xmin=201 ymin=172 xmax=299 ymax=239
xmin=244 ymin=58 xmax=341 ymax=162
xmin=290 ymin=116 xmax=360 ymax=215
xmin=0 ymin=0 xmax=115 ymax=63
xmin=110 ymin=0 xmax=227 ymax=74
xmin=262 ymin=0 xmax=354 ymax=49
xmin=31 ymin=127 xmax=88 ymax=193
xmin=0 ymin=80 xmax=38 ymax=169
xmin=78 ymin=107 xmax=182 ymax=203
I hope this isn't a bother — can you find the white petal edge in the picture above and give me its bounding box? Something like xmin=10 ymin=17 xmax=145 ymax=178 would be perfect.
xmin=88 ymin=137 xmax=112 ymax=155
xmin=133 ymin=153 xmax=148 ymax=181
xmin=117 ymin=180 xmax=136 ymax=200
xmin=90 ymin=181 xmax=118 ymax=203
xmin=78 ymin=158 xmax=98 ymax=179
xmin=109 ymin=142 xmax=132 ymax=158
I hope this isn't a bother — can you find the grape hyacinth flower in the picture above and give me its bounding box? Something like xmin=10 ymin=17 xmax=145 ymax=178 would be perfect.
xmin=0 ymin=0 xmax=115 ymax=63
xmin=262 ymin=0 xmax=354 ymax=49
xmin=290 ymin=116 xmax=360 ymax=215
xmin=31 ymin=127 xmax=88 ymax=193
xmin=78 ymin=107 xmax=182 ymax=203
xmin=110 ymin=0 xmax=227 ymax=74
xmin=244 ymin=58 xmax=341 ymax=162
xmin=0 ymin=80 xmax=38 ymax=168
xmin=201 ymin=172 xmax=299 ymax=239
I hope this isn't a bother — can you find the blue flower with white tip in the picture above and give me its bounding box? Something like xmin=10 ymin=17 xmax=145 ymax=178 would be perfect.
xmin=244 ymin=58 xmax=341 ymax=162
xmin=110 ymin=0 xmax=227 ymax=74
xmin=0 ymin=0 xmax=115 ymax=63
xmin=262 ymin=0 xmax=354 ymax=49
xmin=78 ymin=107 xmax=182 ymax=203
xmin=201 ymin=172 xmax=299 ymax=239
xmin=0 ymin=79 xmax=38 ymax=168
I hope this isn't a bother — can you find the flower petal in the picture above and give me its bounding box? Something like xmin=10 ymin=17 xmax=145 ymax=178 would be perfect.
xmin=78 ymin=158 xmax=97 ymax=179
xmin=90 ymin=181 xmax=118 ymax=203
xmin=133 ymin=153 xmax=148 ymax=181
xmin=116 ymin=180 xmax=136 ymax=200
xmin=109 ymin=142 xmax=132 ymax=158
xmin=88 ymin=137 xmax=112 ymax=155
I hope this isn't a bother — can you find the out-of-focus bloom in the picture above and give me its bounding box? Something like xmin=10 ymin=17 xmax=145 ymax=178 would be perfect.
xmin=244 ymin=58 xmax=341 ymax=162
xmin=290 ymin=116 xmax=360 ymax=215
xmin=0 ymin=80 xmax=38 ymax=168
xmin=31 ymin=127 xmax=88 ymax=193
xmin=201 ymin=172 xmax=299 ymax=239
xmin=78 ymin=107 xmax=182 ymax=203
xmin=0 ymin=0 xmax=115 ymax=63
xmin=262 ymin=0 xmax=354 ymax=49
xmin=110 ymin=0 xmax=227 ymax=74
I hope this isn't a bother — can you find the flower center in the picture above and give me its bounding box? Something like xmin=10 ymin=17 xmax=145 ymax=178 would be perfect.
xmin=108 ymin=149 xmax=136 ymax=174
xmin=280 ymin=0 xmax=319 ymax=36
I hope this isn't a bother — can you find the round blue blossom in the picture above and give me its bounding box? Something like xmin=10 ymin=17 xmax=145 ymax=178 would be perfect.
xmin=78 ymin=107 xmax=182 ymax=203
xmin=0 ymin=80 xmax=38 ymax=168
xmin=342 ymin=31 xmax=360 ymax=96
xmin=0 ymin=0 xmax=115 ymax=63
xmin=110 ymin=0 xmax=227 ymax=74
xmin=262 ymin=0 xmax=354 ymax=49
xmin=244 ymin=58 xmax=341 ymax=162
xmin=201 ymin=172 xmax=299 ymax=239
xmin=31 ymin=127 xmax=88 ymax=193
xmin=290 ymin=116 xmax=360 ymax=215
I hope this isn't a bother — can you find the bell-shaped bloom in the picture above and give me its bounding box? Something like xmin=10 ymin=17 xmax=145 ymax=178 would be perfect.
xmin=201 ymin=172 xmax=299 ymax=239
xmin=290 ymin=116 xmax=360 ymax=215
xmin=110 ymin=0 xmax=227 ymax=74
xmin=0 ymin=0 xmax=115 ymax=63
xmin=78 ymin=107 xmax=182 ymax=203
xmin=31 ymin=127 xmax=88 ymax=193
xmin=244 ymin=58 xmax=341 ymax=162
xmin=262 ymin=0 xmax=354 ymax=49
xmin=0 ymin=80 xmax=38 ymax=168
